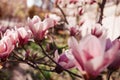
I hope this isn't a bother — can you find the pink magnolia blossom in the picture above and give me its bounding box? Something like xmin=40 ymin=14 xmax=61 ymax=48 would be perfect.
xmin=54 ymin=50 xmax=75 ymax=73
xmin=68 ymin=35 xmax=120 ymax=78
xmin=4 ymin=27 xmax=31 ymax=45
xmin=16 ymin=27 xmax=32 ymax=45
xmin=4 ymin=29 xmax=19 ymax=44
xmin=91 ymin=24 xmax=107 ymax=38
xmin=0 ymin=36 xmax=14 ymax=58
xmin=68 ymin=26 xmax=81 ymax=36
xmin=28 ymin=15 xmax=56 ymax=40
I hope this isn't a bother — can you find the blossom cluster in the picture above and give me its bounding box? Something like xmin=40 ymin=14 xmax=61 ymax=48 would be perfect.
xmin=0 ymin=27 xmax=31 ymax=59
xmin=0 ymin=14 xmax=120 ymax=80
xmin=0 ymin=16 xmax=56 ymax=59
xmin=55 ymin=24 xmax=120 ymax=79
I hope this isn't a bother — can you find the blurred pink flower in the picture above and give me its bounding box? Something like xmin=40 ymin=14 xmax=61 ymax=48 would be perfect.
xmin=28 ymin=15 xmax=56 ymax=40
xmin=91 ymin=24 xmax=107 ymax=38
xmin=0 ymin=36 xmax=14 ymax=58
xmin=68 ymin=26 xmax=81 ymax=36
xmin=68 ymin=35 xmax=120 ymax=78
xmin=17 ymin=27 xmax=32 ymax=45
xmin=54 ymin=50 xmax=75 ymax=73
xmin=4 ymin=29 xmax=19 ymax=44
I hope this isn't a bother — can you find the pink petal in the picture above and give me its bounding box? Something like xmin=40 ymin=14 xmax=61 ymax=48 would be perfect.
xmin=4 ymin=29 xmax=19 ymax=44
xmin=79 ymin=35 xmax=103 ymax=63
xmin=43 ymin=18 xmax=55 ymax=30
xmin=32 ymin=22 xmax=42 ymax=35
xmin=28 ymin=15 xmax=41 ymax=24
xmin=105 ymin=38 xmax=113 ymax=51
xmin=84 ymin=56 xmax=104 ymax=76
xmin=17 ymin=28 xmax=28 ymax=39
xmin=68 ymin=37 xmax=84 ymax=70
xmin=104 ymin=39 xmax=120 ymax=66
xmin=84 ymin=39 xmax=120 ymax=77
xmin=0 ymin=42 xmax=6 ymax=53
xmin=0 ymin=36 xmax=14 ymax=58
xmin=58 ymin=50 xmax=75 ymax=69
xmin=108 ymin=52 xmax=120 ymax=69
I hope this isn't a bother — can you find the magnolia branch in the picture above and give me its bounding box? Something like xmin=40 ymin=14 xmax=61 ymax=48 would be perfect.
xmin=12 ymin=45 xmax=82 ymax=79
xmin=98 ymin=0 xmax=106 ymax=24
xmin=37 ymin=41 xmax=83 ymax=78
xmin=12 ymin=50 xmax=53 ymax=80
xmin=56 ymin=4 xmax=69 ymax=24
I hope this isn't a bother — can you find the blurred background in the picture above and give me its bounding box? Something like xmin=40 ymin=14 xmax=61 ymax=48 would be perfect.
xmin=0 ymin=0 xmax=76 ymax=80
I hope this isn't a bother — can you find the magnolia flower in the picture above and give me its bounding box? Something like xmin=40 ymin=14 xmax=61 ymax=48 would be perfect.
xmin=16 ymin=27 xmax=32 ymax=45
xmin=0 ymin=36 xmax=14 ymax=58
xmin=54 ymin=50 xmax=75 ymax=73
xmin=68 ymin=35 xmax=120 ymax=79
xmin=28 ymin=15 xmax=56 ymax=40
xmin=80 ymin=22 xmax=107 ymax=38
xmin=91 ymin=23 xmax=107 ymax=38
xmin=4 ymin=29 xmax=19 ymax=44
xmin=80 ymin=19 xmax=96 ymax=37
xmin=68 ymin=26 xmax=81 ymax=37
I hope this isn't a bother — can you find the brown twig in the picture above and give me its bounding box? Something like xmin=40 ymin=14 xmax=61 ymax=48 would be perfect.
xmin=117 ymin=36 xmax=120 ymax=39
xmin=56 ymin=4 xmax=69 ymax=24
xmin=107 ymin=70 xmax=114 ymax=80
xmin=12 ymin=50 xmax=53 ymax=80
xmin=98 ymin=0 xmax=106 ymax=24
